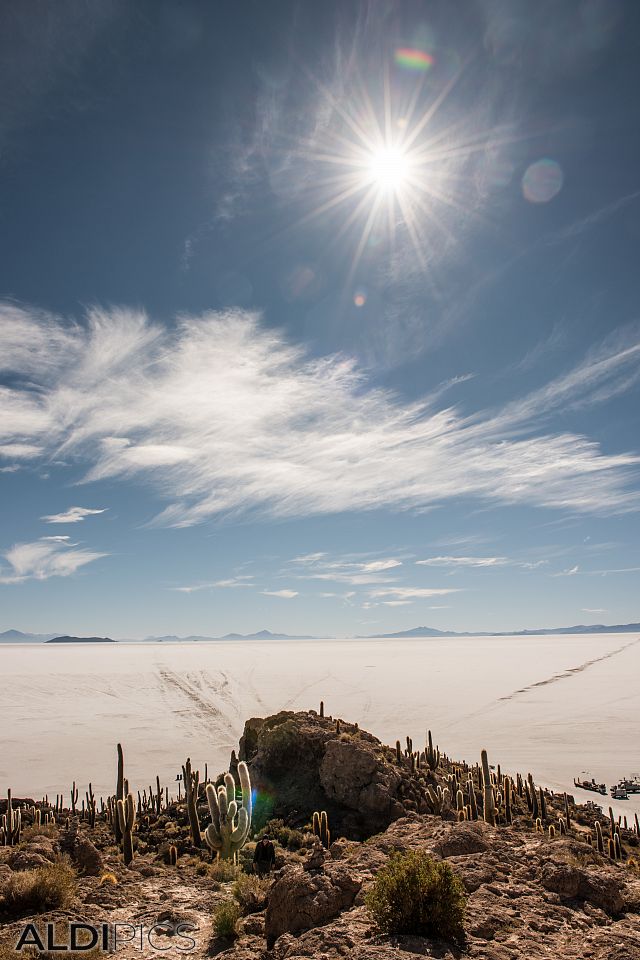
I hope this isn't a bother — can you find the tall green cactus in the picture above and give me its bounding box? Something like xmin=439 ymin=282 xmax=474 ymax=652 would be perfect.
xmin=115 ymin=743 xmax=124 ymax=845
xmin=481 ymin=750 xmax=496 ymax=826
xmin=182 ymin=758 xmax=202 ymax=848
xmin=117 ymin=793 xmax=136 ymax=866
xmin=204 ymin=761 xmax=252 ymax=861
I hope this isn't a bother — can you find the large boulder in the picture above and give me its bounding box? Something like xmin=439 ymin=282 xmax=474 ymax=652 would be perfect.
xmin=265 ymin=861 xmax=361 ymax=948
xmin=237 ymin=710 xmax=427 ymax=838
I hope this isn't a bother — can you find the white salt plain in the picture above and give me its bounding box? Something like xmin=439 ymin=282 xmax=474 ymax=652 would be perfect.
xmin=1 ymin=634 xmax=639 ymax=821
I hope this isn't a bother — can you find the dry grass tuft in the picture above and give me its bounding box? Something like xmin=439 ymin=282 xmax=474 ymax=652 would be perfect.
xmin=1 ymin=861 xmax=76 ymax=918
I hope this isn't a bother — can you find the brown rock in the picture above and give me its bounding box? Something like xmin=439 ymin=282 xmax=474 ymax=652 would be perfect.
xmin=8 ymin=838 xmax=57 ymax=871
xmin=265 ymin=861 xmax=361 ymax=948
xmin=72 ymin=837 xmax=103 ymax=876
xmin=541 ymin=862 xmax=624 ymax=915
xmin=319 ymin=739 xmax=402 ymax=827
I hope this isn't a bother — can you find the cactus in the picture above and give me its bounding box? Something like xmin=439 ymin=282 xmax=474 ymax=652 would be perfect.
xmin=481 ymin=750 xmax=496 ymax=826
xmin=504 ymin=778 xmax=512 ymax=825
xmin=395 ymin=740 xmax=402 ymax=763
xmin=595 ymin=820 xmax=604 ymax=854
xmin=182 ymin=758 xmax=202 ymax=848
xmin=71 ymin=782 xmax=78 ymax=816
xmin=169 ymin=844 xmax=178 ymax=866
xmin=549 ymin=825 xmax=556 ymax=839
xmin=320 ymin=700 xmax=324 ymax=718
xmin=425 ymin=730 xmax=440 ymax=771
xmin=336 ymin=719 xmax=341 ymax=735
xmin=87 ymin=783 xmax=96 ymax=828
xmin=2 ymin=790 xmax=21 ymax=846
xmin=156 ymin=775 xmax=162 ymax=816
xmin=115 ymin=744 xmax=124 ymax=845
xmin=563 ymin=792 xmax=571 ymax=831
xmin=117 ymin=793 xmax=136 ymax=866
xmin=539 ymin=787 xmax=547 ymax=823
xmin=204 ymin=761 xmax=252 ymax=861
xmin=468 ymin=778 xmax=479 ymax=821
xmin=312 ymin=809 xmax=331 ymax=848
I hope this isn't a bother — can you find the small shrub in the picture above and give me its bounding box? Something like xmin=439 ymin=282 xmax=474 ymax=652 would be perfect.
xmin=209 ymin=859 xmax=239 ymax=883
xmin=212 ymin=900 xmax=241 ymax=940
xmin=2 ymin=861 xmax=76 ymax=917
xmin=195 ymin=862 xmax=209 ymax=876
xmin=257 ymin=818 xmax=305 ymax=850
xmin=99 ymin=871 xmax=118 ymax=886
xmin=365 ymin=850 xmax=466 ymax=942
xmin=232 ymin=874 xmax=269 ymax=914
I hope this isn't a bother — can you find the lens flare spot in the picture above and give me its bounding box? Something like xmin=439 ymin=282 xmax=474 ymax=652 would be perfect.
xmin=354 ymin=289 xmax=367 ymax=307
xmin=522 ymin=159 xmax=564 ymax=204
xmin=394 ymin=47 xmax=435 ymax=72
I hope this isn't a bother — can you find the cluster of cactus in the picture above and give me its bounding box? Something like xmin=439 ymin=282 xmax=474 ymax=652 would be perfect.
xmin=426 ymin=783 xmax=450 ymax=816
xmin=425 ymin=730 xmax=440 ymax=771
xmin=1 ymin=790 xmax=22 ymax=845
xmin=204 ymin=761 xmax=252 ymax=861
xmin=136 ymin=776 xmax=166 ymax=818
xmin=312 ymin=810 xmax=331 ymax=848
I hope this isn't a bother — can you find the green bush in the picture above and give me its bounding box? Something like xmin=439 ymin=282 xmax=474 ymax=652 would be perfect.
xmin=365 ymin=850 xmax=466 ymax=942
xmin=257 ymin=818 xmax=305 ymax=850
xmin=212 ymin=900 xmax=241 ymax=940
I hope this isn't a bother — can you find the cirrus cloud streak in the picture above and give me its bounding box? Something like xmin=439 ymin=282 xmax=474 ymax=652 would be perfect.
xmin=1 ymin=302 xmax=639 ymax=527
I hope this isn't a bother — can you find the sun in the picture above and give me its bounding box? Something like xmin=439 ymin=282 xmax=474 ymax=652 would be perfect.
xmin=366 ymin=146 xmax=410 ymax=192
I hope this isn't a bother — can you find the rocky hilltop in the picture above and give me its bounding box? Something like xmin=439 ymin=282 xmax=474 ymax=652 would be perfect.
xmin=1 ymin=709 xmax=639 ymax=959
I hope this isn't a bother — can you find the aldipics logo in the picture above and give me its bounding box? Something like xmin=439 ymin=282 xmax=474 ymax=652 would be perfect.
xmin=14 ymin=921 xmax=197 ymax=953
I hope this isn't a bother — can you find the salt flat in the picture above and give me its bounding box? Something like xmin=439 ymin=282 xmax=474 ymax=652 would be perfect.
xmin=2 ymin=634 xmax=639 ymax=820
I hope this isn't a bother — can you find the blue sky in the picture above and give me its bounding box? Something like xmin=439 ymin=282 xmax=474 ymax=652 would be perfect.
xmin=1 ymin=0 xmax=639 ymax=638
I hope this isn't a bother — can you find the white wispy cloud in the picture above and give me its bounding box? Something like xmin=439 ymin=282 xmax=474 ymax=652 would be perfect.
xmin=41 ymin=506 xmax=107 ymax=524
xmin=171 ymin=576 xmax=254 ymax=593
xmin=552 ymin=565 xmax=580 ymax=577
xmin=262 ymin=589 xmax=299 ymax=599
xmin=416 ymin=556 xmax=509 ymax=568
xmin=369 ymin=587 xmax=460 ymax=601
xmin=582 ymin=608 xmax=607 ymax=614
xmin=0 ymin=442 xmax=42 ymax=459
xmin=1 ymin=303 xmax=639 ymax=526
xmin=0 ymin=537 xmax=107 ymax=584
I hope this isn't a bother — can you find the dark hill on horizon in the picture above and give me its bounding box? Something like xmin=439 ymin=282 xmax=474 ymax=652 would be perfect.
xmin=45 ymin=635 xmax=116 ymax=644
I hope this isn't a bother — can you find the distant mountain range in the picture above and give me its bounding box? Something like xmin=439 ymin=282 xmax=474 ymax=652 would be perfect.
xmin=366 ymin=622 xmax=640 ymax=638
xmin=144 ymin=629 xmax=316 ymax=642
xmin=0 ymin=629 xmax=61 ymax=643
xmin=2 ymin=623 xmax=638 ymax=644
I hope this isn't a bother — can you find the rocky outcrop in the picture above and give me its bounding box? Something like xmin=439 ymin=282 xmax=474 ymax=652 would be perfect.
xmin=237 ymin=710 xmax=431 ymax=837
